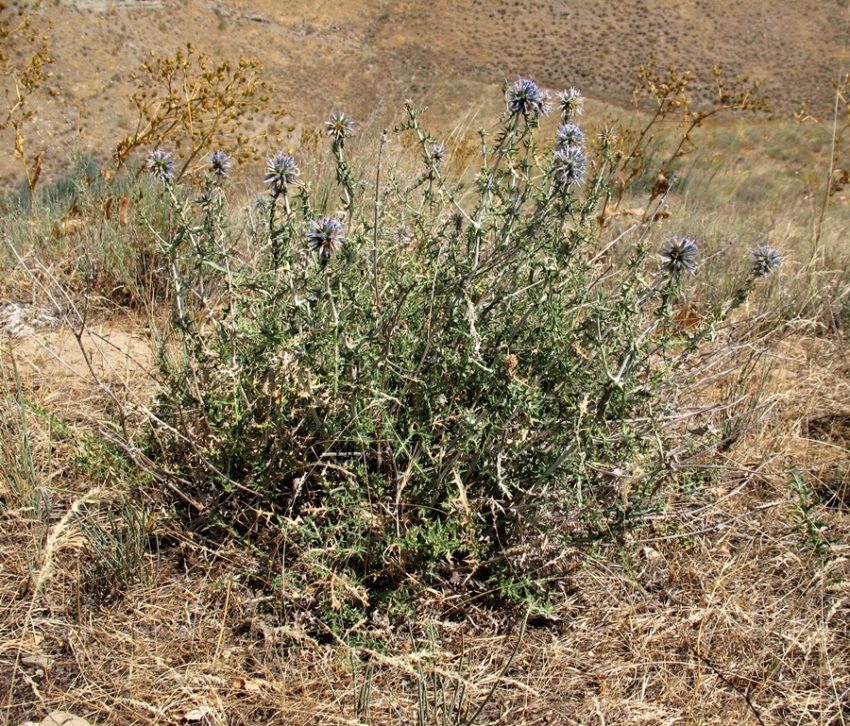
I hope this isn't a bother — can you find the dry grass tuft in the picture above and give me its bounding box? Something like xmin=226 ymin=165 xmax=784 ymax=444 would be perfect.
xmin=0 ymin=473 xmax=846 ymax=724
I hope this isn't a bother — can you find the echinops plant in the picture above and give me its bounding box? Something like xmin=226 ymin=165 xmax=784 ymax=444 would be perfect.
xmin=141 ymin=78 xmax=782 ymax=625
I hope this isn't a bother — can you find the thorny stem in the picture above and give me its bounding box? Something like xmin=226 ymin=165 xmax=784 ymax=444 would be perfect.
xmin=373 ymin=130 xmax=387 ymax=311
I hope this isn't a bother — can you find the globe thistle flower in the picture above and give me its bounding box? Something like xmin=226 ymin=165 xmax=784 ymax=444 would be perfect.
xmin=553 ymin=146 xmax=587 ymax=189
xmin=555 ymin=123 xmax=585 ymax=151
xmin=195 ymin=188 xmax=222 ymax=209
xmin=326 ymin=112 xmax=355 ymax=145
xmin=393 ymin=224 xmax=413 ymax=244
xmin=506 ymin=77 xmax=551 ymax=119
xmin=660 ymin=237 xmax=699 ymax=279
xmin=751 ymin=244 xmax=783 ymax=277
xmin=253 ymin=195 xmax=272 ymax=214
xmin=146 ymin=149 xmax=175 ymax=183
xmin=209 ymin=150 xmax=232 ymax=178
xmin=429 ymin=143 xmax=446 ymax=166
xmin=597 ymin=125 xmax=618 ymax=149
xmin=307 ymin=216 xmax=344 ymax=260
xmin=264 ymin=153 xmax=300 ymax=196
xmin=446 ymin=211 xmax=464 ymax=233
xmin=557 ymin=87 xmax=584 ymax=121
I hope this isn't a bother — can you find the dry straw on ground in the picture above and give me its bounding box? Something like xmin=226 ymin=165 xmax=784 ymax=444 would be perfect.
xmin=0 ymin=311 xmax=847 ymax=725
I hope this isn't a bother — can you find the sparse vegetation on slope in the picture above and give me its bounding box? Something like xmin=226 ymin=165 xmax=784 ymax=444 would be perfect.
xmin=1 ymin=4 xmax=849 ymax=725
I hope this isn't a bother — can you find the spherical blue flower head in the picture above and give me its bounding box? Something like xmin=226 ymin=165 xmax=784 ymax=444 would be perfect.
xmin=506 ymin=78 xmax=551 ymax=119
xmin=751 ymin=245 xmax=783 ymax=277
xmin=555 ymin=123 xmax=585 ymax=151
xmin=429 ymin=143 xmax=446 ymax=166
xmin=660 ymin=237 xmax=699 ymax=279
xmin=307 ymin=216 xmax=344 ymax=260
xmin=209 ymin=150 xmax=232 ymax=178
xmin=264 ymin=153 xmax=300 ymax=196
xmin=557 ymin=88 xmax=584 ymax=122
xmin=553 ymin=146 xmax=587 ymax=189
xmin=326 ymin=112 xmax=355 ymax=144
xmin=146 ymin=149 xmax=175 ymax=183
